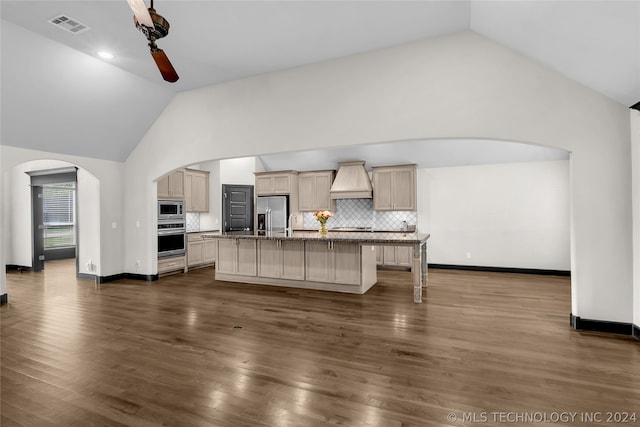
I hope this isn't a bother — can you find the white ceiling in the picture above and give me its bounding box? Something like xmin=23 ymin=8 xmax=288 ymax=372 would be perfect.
xmin=1 ymin=1 xmax=639 ymax=164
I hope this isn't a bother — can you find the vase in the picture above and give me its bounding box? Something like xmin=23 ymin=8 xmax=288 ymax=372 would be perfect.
xmin=319 ymin=222 xmax=327 ymax=236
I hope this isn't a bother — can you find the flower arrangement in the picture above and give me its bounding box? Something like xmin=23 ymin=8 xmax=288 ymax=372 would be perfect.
xmin=313 ymin=210 xmax=333 ymax=236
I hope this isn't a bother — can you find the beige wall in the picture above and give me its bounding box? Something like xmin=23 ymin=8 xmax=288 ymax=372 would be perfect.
xmin=423 ymin=160 xmax=570 ymax=270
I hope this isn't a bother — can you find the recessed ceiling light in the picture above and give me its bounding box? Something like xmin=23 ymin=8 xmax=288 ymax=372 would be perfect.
xmin=97 ymin=51 xmax=115 ymax=60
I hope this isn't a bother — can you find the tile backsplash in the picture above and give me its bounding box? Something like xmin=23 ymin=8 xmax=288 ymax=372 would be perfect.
xmin=302 ymin=199 xmax=416 ymax=230
xmin=186 ymin=212 xmax=200 ymax=232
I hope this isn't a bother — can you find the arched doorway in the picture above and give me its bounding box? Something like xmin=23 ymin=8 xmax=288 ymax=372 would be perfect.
xmin=3 ymin=159 xmax=100 ymax=279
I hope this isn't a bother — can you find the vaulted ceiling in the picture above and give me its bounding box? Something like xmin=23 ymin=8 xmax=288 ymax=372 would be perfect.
xmin=2 ymin=1 xmax=639 ymax=163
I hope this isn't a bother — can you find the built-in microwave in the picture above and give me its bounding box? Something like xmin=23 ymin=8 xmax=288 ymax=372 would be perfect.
xmin=158 ymin=200 xmax=184 ymax=220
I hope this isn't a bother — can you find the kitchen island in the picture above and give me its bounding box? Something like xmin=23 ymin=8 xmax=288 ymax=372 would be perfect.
xmin=204 ymin=231 xmax=430 ymax=302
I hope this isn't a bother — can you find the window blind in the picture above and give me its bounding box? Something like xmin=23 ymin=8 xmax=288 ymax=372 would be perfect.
xmin=43 ymin=184 xmax=76 ymax=249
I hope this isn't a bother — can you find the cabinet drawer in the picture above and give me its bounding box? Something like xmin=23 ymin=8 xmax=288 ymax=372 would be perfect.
xmin=158 ymin=256 xmax=186 ymax=273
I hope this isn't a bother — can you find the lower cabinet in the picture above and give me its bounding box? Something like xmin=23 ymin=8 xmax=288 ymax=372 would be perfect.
xmin=216 ymin=239 xmax=257 ymax=276
xmin=306 ymin=241 xmax=360 ymax=285
xmin=376 ymin=245 xmax=413 ymax=269
xmin=187 ymin=234 xmax=216 ymax=271
xmin=258 ymin=240 xmax=305 ymax=280
xmin=158 ymin=255 xmax=186 ymax=275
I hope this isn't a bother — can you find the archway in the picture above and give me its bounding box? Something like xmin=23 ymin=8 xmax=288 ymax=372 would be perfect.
xmin=3 ymin=159 xmax=100 ymax=280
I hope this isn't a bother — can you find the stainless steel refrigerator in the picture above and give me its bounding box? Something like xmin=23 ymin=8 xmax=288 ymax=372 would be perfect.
xmin=256 ymin=196 xmax=288 ymax=233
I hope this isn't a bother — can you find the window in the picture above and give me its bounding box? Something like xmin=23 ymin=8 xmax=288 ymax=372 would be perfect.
xmin=43 ymin=183 xmax=76 ymax=249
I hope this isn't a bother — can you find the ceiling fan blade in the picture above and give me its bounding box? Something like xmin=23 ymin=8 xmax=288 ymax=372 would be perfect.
xmin=126 ymin=0 xmax=154 ymax=27
xmin=151 ymin=48 xmax=179 ymax=83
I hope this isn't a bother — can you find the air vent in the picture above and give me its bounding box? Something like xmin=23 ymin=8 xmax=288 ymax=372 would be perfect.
xmin=48 ymin=15 xmax=90 ymax=34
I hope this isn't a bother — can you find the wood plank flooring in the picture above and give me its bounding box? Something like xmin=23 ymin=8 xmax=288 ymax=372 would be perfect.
xmin=2 ymin=259 xmax=639 ymax=427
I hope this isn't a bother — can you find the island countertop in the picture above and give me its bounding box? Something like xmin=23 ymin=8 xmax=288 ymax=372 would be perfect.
xmin=203 ymin=230 xmax=429 ymax=245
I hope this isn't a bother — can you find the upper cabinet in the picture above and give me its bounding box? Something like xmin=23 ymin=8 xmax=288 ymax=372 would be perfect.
xmin=254 ymin=171 xmax=298 ymax=196
xmin=184 ymin=169 xmax=210 ymax=212
xmin=157 ymin=170 xmax=184 ymax=199
xmin=372 ymin=164 xmax=417 ymax=211
xmin=298 ymin=170 xmax=335 ymax=212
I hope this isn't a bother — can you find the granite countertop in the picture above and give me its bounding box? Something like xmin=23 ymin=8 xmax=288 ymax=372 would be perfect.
xmin=187 ymin=229 xmax=220 ymax=234
xmin=203 ymin=230 xmax=429 ymax=244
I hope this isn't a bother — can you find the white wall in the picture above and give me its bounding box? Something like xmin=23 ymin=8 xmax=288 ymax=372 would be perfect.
xmin=423 ymin=160 xmax=570 ymax=270
xmin=632 ymin=110 xmax=640 ymax=328
xmin=1 ymin=146 xmax=123 ymax=277
xmin=219 ymin=157 xmax=260 ymax=186
xmin=124 ymin=31 xmax=632 ymax=323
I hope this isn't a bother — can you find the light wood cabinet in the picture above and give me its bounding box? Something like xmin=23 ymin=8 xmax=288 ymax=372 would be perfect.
xmin=187 ymin=233 xmax=216 ymax=270
xmin=305 ymin=241 xmax=360 ymax=285
xmin=187 ymin=240 xmax=204 ymax=266
xmin=298 ymin=170 xmax=335 ymax=212
xmin=157 ymin=170 xmax=185 ymax=199
xmin=184 ymin=169 xmax=209 ymax=212
xmin=158 ymin=255 xmax=186 ymax=275
xmin=254 ymin=170 xmax=302 ymax=229
xmin=254 ymin=171 xmax=298 ymax=196
xmin=258 ymin=240 xmax=305 ymax=280
xmin=372 ymin=164 xmax=417 ymax=211
xmin=203 ymin=239 xmax=216 ymax=264
xmin=216 ymin=239 xmax=257 ymax=276
xmin=376 ymin=245 xmax=413 ymax=269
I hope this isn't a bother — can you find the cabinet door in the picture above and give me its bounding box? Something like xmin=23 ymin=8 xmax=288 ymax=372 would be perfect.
xmin=184 ymin=173 xmax=194 ymax=211
xmin=168 ymin=171 xmax=184 ymax=198
xmin=236 ymin=239 xmax=257 ymax=276
xmin=373 ymin=170 xmax=394 ymax=210
xmin=216 ymin=240 xmax=236 ymax=274
xmin=395 ymin=246 xmax=413 ymax=266
xmin=305 ymin=241 xmax=332 ymax=282
xmin=298 ymin=175 xmax=315 ymax=211
xmin=187 ymin=240 xmax=204 ymax=266
xmin=255 ymin=176 xmax=273 ymax=195
xmin=203 ymin=240 xmax=216 ymax=264
xmin=392 ymin=169 xmax=416 ymax=211
xmin=157 ymin=175 xmax=170 ymax=198
xmin=272 ymin=175 xmax=290 ymax=193
xmin=383 ymin=246 xmax=397 ymax=265
xmin=258 ymin=240 xmax=281 ymax=279
xmin=333 ymin=242 xmax=360 ymax=285
xmin=191 ymin=173 xmax=208 ymax=212
xmin=281 ymin=240 xmax=305 ymax=280
xmin=314 ymin=173 xmax=333 ymax=211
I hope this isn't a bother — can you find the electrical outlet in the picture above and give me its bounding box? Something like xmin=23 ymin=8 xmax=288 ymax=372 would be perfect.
xmin=135 ymin=260 xmax=141 ymax=270
xmin=466 ymin=252 xmax=472 ymax=259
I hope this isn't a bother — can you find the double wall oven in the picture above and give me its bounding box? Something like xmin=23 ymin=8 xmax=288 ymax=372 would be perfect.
xmin=158 ymin=200 xmax=186 ymax=258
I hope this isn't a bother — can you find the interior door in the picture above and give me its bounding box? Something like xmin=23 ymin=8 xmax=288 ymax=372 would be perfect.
xmin=222 ymin=184 xmax=254 ymax=232
xmin=31 ymin=185 xmax=45 ymax=272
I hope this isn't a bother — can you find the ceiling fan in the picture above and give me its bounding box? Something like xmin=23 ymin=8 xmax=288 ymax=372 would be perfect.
xmin=127 ymin=0 xmax=179 ymax=83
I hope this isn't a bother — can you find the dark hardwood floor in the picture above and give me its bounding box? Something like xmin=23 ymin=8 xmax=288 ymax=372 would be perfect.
xmin=2 ymin=259 xmax=639 ymax=426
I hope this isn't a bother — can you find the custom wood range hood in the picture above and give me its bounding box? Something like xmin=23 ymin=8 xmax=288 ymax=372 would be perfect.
xmin=329 ymin=161 xmax=373 ymax=199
